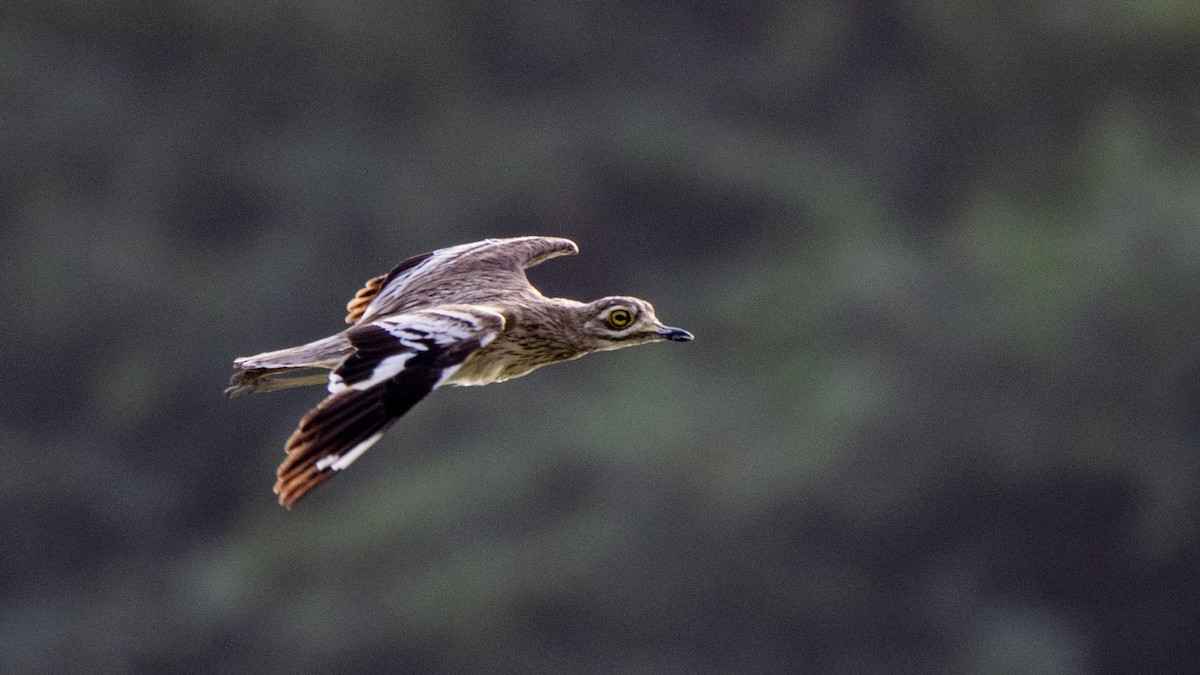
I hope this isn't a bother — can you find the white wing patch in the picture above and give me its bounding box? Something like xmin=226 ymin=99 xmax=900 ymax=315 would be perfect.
xmin=328 ymin=351 xmax=414 ymax=393
xmin=375 ymin=312 xmax=490 ymax=340
xmin=425 ymin=308 xmax=493 ymax=329
xmin=314 ymin=432 xmax=383 ymax=472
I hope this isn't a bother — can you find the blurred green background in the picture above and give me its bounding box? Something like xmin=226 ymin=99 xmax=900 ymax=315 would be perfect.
xmin=3 ymin=1 xmax=1199 ymax=673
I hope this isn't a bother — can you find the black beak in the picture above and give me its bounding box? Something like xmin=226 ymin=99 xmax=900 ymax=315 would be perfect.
xmin=654 ymin=326 xmax=694 ymax=342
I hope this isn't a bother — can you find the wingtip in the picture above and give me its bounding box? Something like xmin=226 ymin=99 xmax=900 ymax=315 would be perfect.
xmin=552 ymin=236 xmax=579 ymax=254
xmin=274 ymin=482 xmax=298 ymax=509
xmin=274 ymin=465 xmax=330 ymax=508
xmin=273 ymin=471 xmax=305 ymax=508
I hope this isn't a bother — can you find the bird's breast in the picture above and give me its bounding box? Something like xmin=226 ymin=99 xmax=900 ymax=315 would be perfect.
xmin=444 ymin=335 xmax=583 ymax=386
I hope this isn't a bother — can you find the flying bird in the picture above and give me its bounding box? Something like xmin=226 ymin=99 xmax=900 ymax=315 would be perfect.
xmin=227 ymin=236 xmax=693 ymax=507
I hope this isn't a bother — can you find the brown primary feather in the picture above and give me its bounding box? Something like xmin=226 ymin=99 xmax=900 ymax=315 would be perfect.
xmin=344 ymin=250 xmax=436 ymax=324
xmin=344 ymin=273 xmax=387 ymax=324
xmin=274 ymin=387 xmax=391 ymax=508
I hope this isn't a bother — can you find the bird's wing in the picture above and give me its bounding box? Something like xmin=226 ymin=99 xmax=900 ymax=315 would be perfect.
xmin=345 ymin=236 xmax=578 ymax=324
xmin=275 ymin=305 xmax=506 ymax=507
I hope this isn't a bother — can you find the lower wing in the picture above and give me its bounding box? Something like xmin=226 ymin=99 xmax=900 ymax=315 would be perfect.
xmin=273 ymin=305 xmax=505 ymax=507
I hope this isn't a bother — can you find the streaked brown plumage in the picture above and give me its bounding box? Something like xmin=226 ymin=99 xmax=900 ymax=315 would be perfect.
xmin=227 ymin=236 xmax=692 ymax=507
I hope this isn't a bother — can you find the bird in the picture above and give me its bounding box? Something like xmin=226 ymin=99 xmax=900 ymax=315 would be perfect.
xmin=226 ymin=236 xmax=693 ymax=507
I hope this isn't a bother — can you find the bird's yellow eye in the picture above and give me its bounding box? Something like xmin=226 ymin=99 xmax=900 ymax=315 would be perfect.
xmin=606 ymin=308 xmax=634 ymax=329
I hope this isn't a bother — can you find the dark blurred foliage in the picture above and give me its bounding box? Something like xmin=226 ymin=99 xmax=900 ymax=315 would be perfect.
xmin=3 ymin=1 xmax=1200 ymax=673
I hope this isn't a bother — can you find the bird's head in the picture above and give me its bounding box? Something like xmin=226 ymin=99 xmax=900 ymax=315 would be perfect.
xmin=581 ymin=296 xmax=693 ymax=351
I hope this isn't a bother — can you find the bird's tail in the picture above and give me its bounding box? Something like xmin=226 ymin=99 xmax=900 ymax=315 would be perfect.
xmin=225 ymin=333 xmax=352 ymax=397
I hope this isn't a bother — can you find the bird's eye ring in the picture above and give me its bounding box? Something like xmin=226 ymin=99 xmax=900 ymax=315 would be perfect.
xmin=606 ymin=308 xmax=634 ymax=329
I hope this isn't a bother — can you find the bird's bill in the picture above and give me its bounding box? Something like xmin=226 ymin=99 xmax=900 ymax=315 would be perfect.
xmin=652 ymin=324 xmax=694 ymax=341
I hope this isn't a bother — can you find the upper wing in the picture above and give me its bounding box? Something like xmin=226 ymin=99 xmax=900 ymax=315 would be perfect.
xmin=344 ymin=236 xmax=578 ymax=324
xmin=274 ymin=305 xmax=505 ymax=507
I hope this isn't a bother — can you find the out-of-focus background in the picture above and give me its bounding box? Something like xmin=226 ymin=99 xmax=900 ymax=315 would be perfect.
xmin=4 ymin=2 xmax=1199 ymax=673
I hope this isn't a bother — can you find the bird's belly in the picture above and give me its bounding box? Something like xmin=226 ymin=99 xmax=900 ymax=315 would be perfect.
xmin=444 ymin=343 xmax=580 ymax=386
xmin=444 ymin=349 xmax=525 ymax=386
xmin=444 ymin=358 xmax=508 ymax=386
